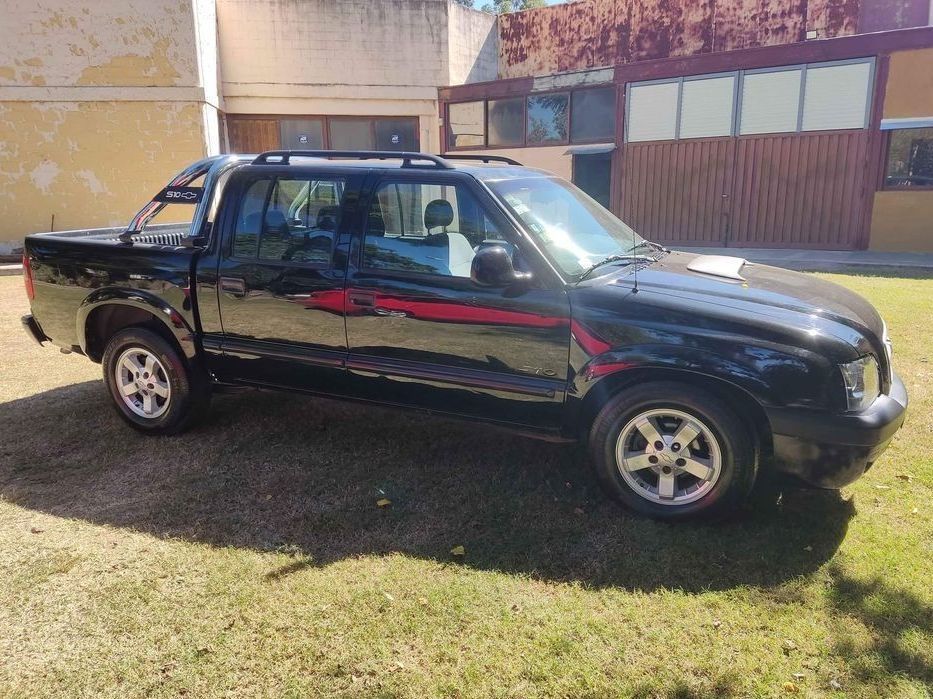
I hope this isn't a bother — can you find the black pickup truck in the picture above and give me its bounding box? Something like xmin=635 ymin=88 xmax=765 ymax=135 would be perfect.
xmin=21 ymin=150 xmax=908 ymax=519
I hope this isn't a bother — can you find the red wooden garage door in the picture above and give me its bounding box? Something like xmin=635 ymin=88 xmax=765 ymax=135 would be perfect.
xmin=616 ymin=130 xmax=872 ymax=250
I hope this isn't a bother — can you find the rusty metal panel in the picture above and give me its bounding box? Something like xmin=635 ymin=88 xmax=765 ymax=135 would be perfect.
xmin=629 ymin=0 xmax=714 ymax=61
xmin=619 ymin=138 xmax=735 ymax=245
xmin=807 ymin=0 xmax=861 ymax=38
xmin=498 ymin=7 xmax=560 ymax=79
xmin=857 ymin=0 xmax=929 ymax=31
xmin=758 ymin=0 xmax=809 ymax=47
xmin=730 ymin=131 xmax=871 ymax=248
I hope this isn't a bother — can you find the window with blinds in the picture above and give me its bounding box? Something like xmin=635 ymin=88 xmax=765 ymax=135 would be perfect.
xmin=739 ymin=69 xmax=802 ymax=135
xmin=801 ymin=62 xmax=872 ymax=131
xmin=626 ymin=82 xmax=679 ymax=142
xmin=680 ymin=75 xmax=735 ymax=139
xmin=624 ymin=58 xmax=873 ymax=142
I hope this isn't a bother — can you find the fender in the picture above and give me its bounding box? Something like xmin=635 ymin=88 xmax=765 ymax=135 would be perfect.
xmin=562 ymin=342 xmax=830 ymax=436
xmin=76 ymin=288 xmax=199 ymax=362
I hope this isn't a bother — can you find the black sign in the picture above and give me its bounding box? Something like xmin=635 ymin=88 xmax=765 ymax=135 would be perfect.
xmin=154 ymin=186 xmax=204 ymax=204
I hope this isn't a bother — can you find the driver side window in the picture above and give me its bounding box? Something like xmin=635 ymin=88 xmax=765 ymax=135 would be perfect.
xmin=362 ymin=180 xmax=503 ymax=278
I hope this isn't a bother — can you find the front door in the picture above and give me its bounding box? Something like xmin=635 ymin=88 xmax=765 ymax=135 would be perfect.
xmin=344 ymin=172 xmax=571 ymax=431
xmin=211 ymin=167 xmax=361 ymax=392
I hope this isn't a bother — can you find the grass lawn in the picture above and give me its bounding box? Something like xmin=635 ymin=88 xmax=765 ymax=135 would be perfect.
xmin=0 ymin=271 xmax=930 ymax=698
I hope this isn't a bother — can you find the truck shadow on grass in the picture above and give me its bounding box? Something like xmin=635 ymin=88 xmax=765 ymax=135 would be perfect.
xmin=0 ymin=380 xmax=857 ymax=592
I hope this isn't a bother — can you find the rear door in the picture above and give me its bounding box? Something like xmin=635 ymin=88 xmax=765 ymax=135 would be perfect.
xmin=344 ymin=171 xmax=571 ymax=431
xmin=206 ymin=166 xmax=363 ymax=392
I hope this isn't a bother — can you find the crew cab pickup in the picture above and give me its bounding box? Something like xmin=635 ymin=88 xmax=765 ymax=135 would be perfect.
xmin=21 ymin=150 xmax=908 ymax=519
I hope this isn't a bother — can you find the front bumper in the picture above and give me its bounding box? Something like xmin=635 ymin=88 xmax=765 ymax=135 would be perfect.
xmin=21 ymin=314 xmax=49 ymax=345
xmin=766 ymin=372 xmax=908 ymax=488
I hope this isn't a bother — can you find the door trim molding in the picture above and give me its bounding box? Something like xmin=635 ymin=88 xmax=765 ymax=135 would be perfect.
xmin=347 ymin=355 xmax=564 ymax=398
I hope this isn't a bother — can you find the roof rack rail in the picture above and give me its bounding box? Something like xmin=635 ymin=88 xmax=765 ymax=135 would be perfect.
xmin=252 ymin=150 xmax=453 ymax=169
xmin=441 ymin=153 xmax=523 ymax=166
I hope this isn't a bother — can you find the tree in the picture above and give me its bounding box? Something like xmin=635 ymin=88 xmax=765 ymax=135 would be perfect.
xmin=478 ymin=0 xmax=547 ymax=13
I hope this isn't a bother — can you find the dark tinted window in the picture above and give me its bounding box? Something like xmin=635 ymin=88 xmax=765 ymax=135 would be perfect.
xmin=280 ymin=119 xmax=324 ymax=149
xmin=329 ymin=119 xmax=373 ymax=150
xmin=885 ymin=128 xmax=933 ymax=188
xmin=375 ymin=119 xmax=418 ymax=150
xmin=232 ymin=179 xmax=271 ymax=258
xmin=571 ymin=87 xmax=616 ymax=143
xmin=488 ymin=98 xmax=524 ymax=146
xmin=363 ymin=181 xmax=500 ymax=277
xmin=527 ymin=93 xmax=569 ymax=144
xmin=233 ymin=177 xmax=343 ymax=264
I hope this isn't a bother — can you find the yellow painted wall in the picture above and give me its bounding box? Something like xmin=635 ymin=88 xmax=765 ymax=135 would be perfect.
xmin=0 ymin=102 xmax=207 ymax=239
xmin=868 ymin=46 xmax=933 ymax=253
xmin=869 ymin=191 xmax=933 ymax=252
xmin=882 ymin=47 xmax=933 ymax=119
xmin=453 ymin=146 xmax=573 ymax=179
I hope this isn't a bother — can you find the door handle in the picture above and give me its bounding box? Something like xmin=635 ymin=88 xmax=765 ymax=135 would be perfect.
xmin=220 ymin=277 xmax=247 ymax=297
xmin=374 ymin=307 xmax=408 ymax=318
xmin=348 ymin=291 xmax=375 ymax=307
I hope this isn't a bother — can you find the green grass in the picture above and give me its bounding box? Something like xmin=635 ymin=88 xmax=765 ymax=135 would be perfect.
xmin=0 ymin=271 xmax=930 ymax=698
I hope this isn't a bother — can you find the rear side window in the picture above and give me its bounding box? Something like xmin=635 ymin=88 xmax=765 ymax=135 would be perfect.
xmin=363 ymin=181 xmax=501 ymax=278
xmin=231 ymin=176 xmax=345 ymax=265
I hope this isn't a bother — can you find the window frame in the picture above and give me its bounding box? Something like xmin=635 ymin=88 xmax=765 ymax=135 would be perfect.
xmin=227 ymin=170 xmax=348 ymax=269
xmin=881 ymin=127 xmax=933 ymax=191
xmin=224 ymin=114 xmax=421 ymax=153
xmin=623 ymin=57 xmax=875 ymax=143
xmin=444 ymin=84 xmax=618 ymax=151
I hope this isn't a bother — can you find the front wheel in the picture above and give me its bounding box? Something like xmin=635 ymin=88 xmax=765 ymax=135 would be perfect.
xmin=102 ymin=327 xmax=209 ymax=435
xmin=589 ymin=382 xmax=758 ymax=520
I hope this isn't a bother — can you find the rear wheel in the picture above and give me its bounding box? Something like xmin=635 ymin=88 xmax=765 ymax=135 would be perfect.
xmin=102 ymin=327 xmax=208 ymax=435
xmin=589 ymin=382 xmax=757 ymax=520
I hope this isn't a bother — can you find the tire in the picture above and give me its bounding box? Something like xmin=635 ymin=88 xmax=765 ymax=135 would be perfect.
xmin=588 ymin=381 xmax=758 ymax=520
xmin=102 ymin=327 xmax=209 ymax=435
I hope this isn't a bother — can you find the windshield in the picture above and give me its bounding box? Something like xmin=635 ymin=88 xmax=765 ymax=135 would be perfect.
xmin=487 ymin=176 xmax=645 ymax=278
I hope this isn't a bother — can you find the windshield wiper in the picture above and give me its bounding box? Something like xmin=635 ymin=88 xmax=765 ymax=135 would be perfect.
xmin=577 ymin=253 xmax=654 ymax=282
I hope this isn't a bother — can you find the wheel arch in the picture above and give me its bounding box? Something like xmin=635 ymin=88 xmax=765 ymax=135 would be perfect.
xmin=78 ymin=290 xmax=198 ymax=365
xmin=570 ymin=366 xmax=773 ymax=461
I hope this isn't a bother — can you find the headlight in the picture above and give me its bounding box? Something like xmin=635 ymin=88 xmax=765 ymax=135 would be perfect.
xmin=839 ymin=355 xmax=881 ymax=412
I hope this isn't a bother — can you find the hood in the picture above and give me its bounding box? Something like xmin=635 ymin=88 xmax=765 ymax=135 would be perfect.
xmin=620 ymin=251 xmax=886 ymax=349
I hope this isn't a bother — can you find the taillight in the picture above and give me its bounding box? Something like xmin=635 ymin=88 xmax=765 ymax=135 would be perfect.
xmin=23 ymin=252 xmax=35 ymax=300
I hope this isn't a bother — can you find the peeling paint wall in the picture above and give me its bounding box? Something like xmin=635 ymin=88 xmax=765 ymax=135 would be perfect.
xmin=498 ymin=0 xmax=931 ymax=78
xmin=0 ymin=1 xmax=219 ymax=249
xmin=0 ymin=102 xmax=207 ymax=242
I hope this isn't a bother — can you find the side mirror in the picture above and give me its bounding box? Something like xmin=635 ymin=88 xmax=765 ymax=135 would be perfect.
xmin=470 ymin=245 xmax=532 ymax=287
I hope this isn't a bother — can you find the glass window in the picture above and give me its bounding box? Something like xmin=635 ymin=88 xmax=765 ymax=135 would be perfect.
xmin=488 ymin=176 xmax=643 ymax=279
xmin=280 ymin=119 xmax=324 ymax=149
xmin=627 ymin=82 xmax=679 ymax=142
xmin=679 ymin=75 xmax=735 ymax=139
xmin=885 ymin=128 xmax=933 ymax=188
xmin=801 ymin=62 xmax=871 ymax=131
xmin=363 ymin=181 xmax=499 ymax=277
xmin=232 ymin=178 xmax=271 ymax=258
xmin=329 ymin=119 xmax=374 ymax=150
xmin=375 ymin=118 xmax=418 ymax=151
xmin=232 ymin=177 xmax=343 ymax=264
xmin=570 ymin=87 xmax=616 ymax=143
xmin=739 ymin=69 xmax=802 ymax=135
xmin=448 ymin=101 xmax=486 ymax=148
xmin=527 ymin=93 xmax=569 ymax=144
xmin=488 ymin=98 xmax=524 ymax=146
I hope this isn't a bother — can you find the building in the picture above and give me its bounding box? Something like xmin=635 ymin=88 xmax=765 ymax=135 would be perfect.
xmin=2 ymin=0 xmax=932 ymax=255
